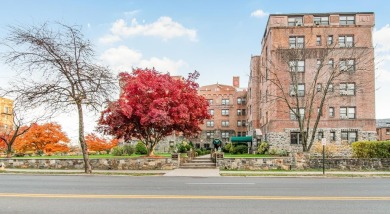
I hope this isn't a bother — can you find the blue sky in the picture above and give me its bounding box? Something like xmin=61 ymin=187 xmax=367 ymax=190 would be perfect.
xmin=0 ymin=0 xmax=389 ymax=141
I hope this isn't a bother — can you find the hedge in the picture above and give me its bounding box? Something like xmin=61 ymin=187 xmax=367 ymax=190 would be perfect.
xmin=351 ymin=141 xmax=390 ymax=158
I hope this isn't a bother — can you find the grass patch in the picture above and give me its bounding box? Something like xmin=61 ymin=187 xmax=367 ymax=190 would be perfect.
xmin=0 ymin=170 xmax=165 ymax=176
xmin=3 ymin=153 xmax=172 ymax=159
xmin=223 ymin=153 xmax=272 ymax=158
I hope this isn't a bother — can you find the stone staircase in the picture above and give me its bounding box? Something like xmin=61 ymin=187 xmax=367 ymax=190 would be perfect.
xmin=180 ymin=157 xmax=216 ymax=169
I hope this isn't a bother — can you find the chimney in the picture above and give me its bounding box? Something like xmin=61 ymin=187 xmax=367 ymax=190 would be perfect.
xmin=233 ymin=76 xmax=240 ymax=88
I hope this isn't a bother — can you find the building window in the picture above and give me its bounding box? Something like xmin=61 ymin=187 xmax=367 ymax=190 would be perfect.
xmin=237 ymin=109 xmax=242 ymax=116
xmin=4 ymin=106 xmax=9 ymax=114
xmin=206 ymin=131 xmax=215 ymax=139
xmin=314 ymin=16 xmax=329 ymax=25
xmin=328 ymin=84 xmax=334 ymax=92
xmin=289 ymin=60 xmax=305 ymax=72
xmin=290 ymin=84 xmax=305 ymax=97
xmin=221 ymin=131 xmax=230 ymax=139
xmin=340 ymin=107 xmax=356 ymax=119
xmin=237 ymin=120 xmax=242 ymax=127
xmin=288 ymin=17 xmax=303 ymax=26
xmin=339 ymin=35 xmax=354 ymax=47
xmin=209 ymin=109 xmax=214 ymax=116
xmin=221 ymin=99 xmax=230 ymax=105
xmin=341 ymin=131 xmax=357 ymax=143
xmin=291 ymin=132 xmax=303 ymax=144
xmin=237 ymin=132 xmax=242 ymax=137
xmin=204 ymin=143 xmax=210 ymax=149
xmin=340 ymin=15 xmax=355 ymax=25
xmin=317 ymin=83 xmax=322 ymax=92
xmin=328 ymin=59 xmax=334 ymax=68
xmin=195 ymin=143 xmax=201 ymax=149
xmin=207 ymin=99 xmax=213 ymax=105
xmin=237 ymin=97 xmax=246 ymax=105
xmin=339 ymin=59 xmax=355 ymax=72
xmin=206 ymin=121 xmax=214 ymax=127
xmin=329 ymin=107 xmax=334 ymax=117
xmin=221 ymin=121 xmax=229 ymax=127
xmin=328 ymin=35 xmax=333 ymax=45
xmin=316 ymin=36 xmax=321 ymax=46
xmin=386 ymin=128 xmax=390 ymax=135
xmin=330 ymin=131 xmax=336 ymax=141
xmin=290 ymin=108 xmax=305 ymax=120
xmin=221 ymin=109 xmax=229 ymax=116
xmin=317 ymin=131 xmax=324 ymax=140
xmin=317 ymin=107 xmax=322 ymax=116
xmin=289 ymin=36 xmax=304 ymax=48
xmin=242 ymin=120 xmax=246 ymax=127
xmin=340 ymin=83 xmax=355 ymax=95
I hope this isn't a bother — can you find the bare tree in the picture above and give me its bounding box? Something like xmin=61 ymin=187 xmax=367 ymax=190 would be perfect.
xmin=259 ymin=34 xmax=375 ymax=152
xmin=1 ymin=23 xmax=118 ymax=173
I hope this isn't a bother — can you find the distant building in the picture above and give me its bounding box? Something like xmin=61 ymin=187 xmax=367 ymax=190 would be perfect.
xmin=192 ymin=77 xmax=247 ymax=149
xmin=0 ymin=97 xmax=14 ymax=133
xmin=376 ymin=119 xmax=390 ymax=141
xmin=249 ymin=12 xmax=376 ymax=151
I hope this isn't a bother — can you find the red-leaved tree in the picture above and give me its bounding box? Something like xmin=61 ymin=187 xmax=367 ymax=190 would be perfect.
xmin=98 ymin=68 xmax=210 ymax=156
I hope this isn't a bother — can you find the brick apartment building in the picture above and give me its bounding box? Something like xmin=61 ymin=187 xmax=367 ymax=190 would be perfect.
xmin=376 ymin=119 xmax=390 ymax=141
xmin=193 ymin=77 xmax=247 ymax=148
xmin=249 ymin=12 xmax=377 ymax=151
xmin=0 ymin=97 xmax=14 ymax=133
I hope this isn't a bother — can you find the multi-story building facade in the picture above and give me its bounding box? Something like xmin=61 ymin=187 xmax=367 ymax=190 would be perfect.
xmin=376 ymin=119 xmax=390 ymax=141
xmin=0 ymin=97 xmax=14 ymax=133
xmin=249 ymin=12 xmax=376 ymax=151
xmin=194 ymin=77 xmax=247 ymax=148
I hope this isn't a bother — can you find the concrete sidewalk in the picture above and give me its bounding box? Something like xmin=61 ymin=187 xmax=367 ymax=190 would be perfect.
xmin=2 ymin=168 xmax=390 ymax=177
xmin=164 ymin=168 xmax=220 ymax=177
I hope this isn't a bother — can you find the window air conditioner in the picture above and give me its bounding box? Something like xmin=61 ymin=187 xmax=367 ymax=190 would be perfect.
xmin=314 ymin=21 xmax=320 ymax=25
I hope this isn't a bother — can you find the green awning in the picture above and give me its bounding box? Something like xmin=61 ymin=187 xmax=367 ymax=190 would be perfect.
xmin=230 ymin=136 xmax=252 ymax=142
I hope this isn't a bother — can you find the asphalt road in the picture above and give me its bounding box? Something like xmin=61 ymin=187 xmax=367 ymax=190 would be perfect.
xmin=1 ymin=175 xmax=390 ymax=214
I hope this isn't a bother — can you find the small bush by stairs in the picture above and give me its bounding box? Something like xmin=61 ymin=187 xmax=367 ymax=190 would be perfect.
xmin=180 ymin=156 xmax=216 ymax=169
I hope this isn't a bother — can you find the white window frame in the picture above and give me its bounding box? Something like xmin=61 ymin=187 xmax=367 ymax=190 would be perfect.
xmin=289 ymin=36 xmax=304 ymax=48
xmin=340 ymin=107 xmax=356 ymax=119
xmin=289 ymin=60 xmax=305 ymax=72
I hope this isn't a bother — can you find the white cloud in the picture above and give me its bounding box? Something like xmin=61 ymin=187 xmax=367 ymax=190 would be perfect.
xmin=100 ymin=45 xmax=143 ymax=72
xmin=251 ymin=9 xmax=269 ymax=18
xmin=124 ymin=10 xmax=140 ymax=17
xmin=139 ymin=57 xmax=187 ymax=75
xmin=374 ymin=24 xmax=390 ymax=52
xmin=100 ymin=45 xmax=187 ymax=75
xmin=100 ymin=16 xmax=197 ymax=43
xmin=99 ymin=34 xmax=122 ymax=44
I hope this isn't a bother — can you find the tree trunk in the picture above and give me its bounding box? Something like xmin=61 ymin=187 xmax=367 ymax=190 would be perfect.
xmin=7 ymin=145 xmax=12 ymax=158
xmin=77 ymin=102 xmax=92 ymax=173
xmin=147 ymin=143 xmax=156 ymax=156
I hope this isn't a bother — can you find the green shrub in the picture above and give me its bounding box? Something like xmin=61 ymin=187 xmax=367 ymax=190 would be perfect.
xmin=176 ymin=142 xmax=193 ymax=153
xmin=135 ymin=142 xmax=148 ymax=155
xmin=232 ymin=144 xmax=248 ymax=154
xmin=352 ymin=141 xmax=390 ymax=158
xmin=123 ymin=145 xmax=135 ymax=155
xmin=111 ymin=146 xmax=125 ymax=156
xmin=257 ymin=142 xmax=269 ymax=154
xmin=222 ymin=143 xmax=232 ymax=153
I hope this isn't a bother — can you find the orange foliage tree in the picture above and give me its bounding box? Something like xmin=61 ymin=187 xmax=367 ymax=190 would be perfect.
xmin=14 ymin=122 xmax=70 ymax=155
xmin=85 ymin=133 xmax=118 ymax=153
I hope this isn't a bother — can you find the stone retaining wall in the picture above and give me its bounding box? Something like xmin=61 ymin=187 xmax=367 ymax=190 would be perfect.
xmin=309 ymin=158 xmax=390 ymax=170
xmin=0 ymin=158 xmax=179 ymax=170
xmin=217 ymin=156 xmax=390 ymax=171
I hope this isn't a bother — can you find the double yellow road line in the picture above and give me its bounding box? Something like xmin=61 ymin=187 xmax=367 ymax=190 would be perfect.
xmin=0 ymin=193 xmax=389 ymax=201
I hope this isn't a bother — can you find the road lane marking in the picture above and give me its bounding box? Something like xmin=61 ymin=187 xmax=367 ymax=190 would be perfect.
xmin=186 ymin=183 xmax=255 ymax=185
xmin=0 ymin=193 xmax=389 ymax=201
